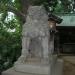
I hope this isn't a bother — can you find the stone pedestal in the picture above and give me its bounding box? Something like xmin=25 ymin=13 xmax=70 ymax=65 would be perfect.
xmin=3 ymin=59 xmax=63 ymax=75
xmin=14 ymin=58 xmax=63 ymax=75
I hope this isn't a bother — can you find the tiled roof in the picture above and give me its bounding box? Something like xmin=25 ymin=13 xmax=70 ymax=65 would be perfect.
xmin=57 ymin=14 xmax=75 ymax=26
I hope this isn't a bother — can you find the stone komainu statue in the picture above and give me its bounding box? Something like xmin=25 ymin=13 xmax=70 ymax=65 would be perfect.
xmin=17 ymin=6 xmax=57 ymax=64
xmin=21 ymin=6 xmax=49 ymax=61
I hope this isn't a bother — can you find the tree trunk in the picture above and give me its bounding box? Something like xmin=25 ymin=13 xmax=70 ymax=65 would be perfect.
xmin=20 ymin=0 xmax=30 ymax=15
xmin=19 ymin=0 xmax=30 ymax=23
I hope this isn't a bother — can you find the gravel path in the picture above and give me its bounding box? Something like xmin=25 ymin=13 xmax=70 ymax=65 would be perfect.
xmin=62 ymin=56 xmax=75 ymax=75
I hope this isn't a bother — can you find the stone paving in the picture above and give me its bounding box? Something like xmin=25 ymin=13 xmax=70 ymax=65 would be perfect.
xmin=62 ymin=56 xmax=75 ymax=75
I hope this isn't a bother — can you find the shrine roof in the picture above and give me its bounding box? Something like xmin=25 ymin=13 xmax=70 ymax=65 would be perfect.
xmin=56 ymin=14 xmax=75 ymax=26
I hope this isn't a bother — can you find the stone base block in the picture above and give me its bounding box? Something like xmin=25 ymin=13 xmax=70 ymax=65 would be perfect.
xmin=14 ymin=64 xmax=49 ymax=75
xmin=3 ymin=59 xmax=63 ymax=75
xmin=13 ymin=59 xmax=63 ymax=75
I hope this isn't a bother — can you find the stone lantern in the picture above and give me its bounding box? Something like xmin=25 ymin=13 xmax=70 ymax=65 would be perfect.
xmin=48 ymin=13 xmax=62 ymax=33
xmin=48 ymin=13 xmax=63 ymax=75
xmin=48 ymin=13 xmax=62 ymax=54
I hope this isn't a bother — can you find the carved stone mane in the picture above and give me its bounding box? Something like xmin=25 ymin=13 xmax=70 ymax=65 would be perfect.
xmin=22 ymin=6 xmax=49 ymax=38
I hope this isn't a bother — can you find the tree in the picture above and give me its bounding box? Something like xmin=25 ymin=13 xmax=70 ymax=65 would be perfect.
xmin=0 ymin=0 xmax=75 ymax=23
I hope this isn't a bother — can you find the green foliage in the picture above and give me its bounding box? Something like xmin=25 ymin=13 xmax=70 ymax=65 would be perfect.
xmin=0 ymin=0 xmax=22 ymax=70
xmin=30 ymin=0 xmax=75 ymax=13
xmin=14 ymin=0 xmax=22 ymax=10
xmin=0 ymin=18 xmax=22 ymax=71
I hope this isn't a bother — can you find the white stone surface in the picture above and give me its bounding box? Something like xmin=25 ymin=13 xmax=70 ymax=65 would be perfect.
xmin=3 ymin=59 xmax=63 ymax=75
